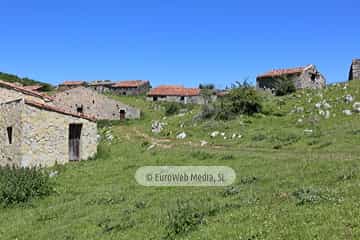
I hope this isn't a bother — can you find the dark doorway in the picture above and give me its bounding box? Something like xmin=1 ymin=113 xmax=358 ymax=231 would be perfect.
xmin=120 ymin=109 xmax=126 ymax=120
xmin=7 ymin=127 xmax=12 ymax=144
xmin=76 ymin=105 xmax=83 ymax=114
xmin=69 ymin=124 xmax=82 ymax=161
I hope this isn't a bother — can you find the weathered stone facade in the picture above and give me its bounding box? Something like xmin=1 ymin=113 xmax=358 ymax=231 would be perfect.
xmin=147 ymin=86 xmax=205 ymax=104
xmin=58 ymin=81 xmax=87 ymax=91
xmin=0 ymin=80 xmax=53 ymax=104
xmin=349 ymin=59 xmax=360 ymax=81
xmin=53 ymin=87 xmax=140 ymax=120
xmin=146 ymin=95 xmax=205 ymax=104
xmin=0 ymin=99 xmax=97 ymax=168
xmin=88 ymin=81 xmax=114 ymax=94
xmin=256 ymin=64 xmax=326 ymax=91
xmin=111 ymin=80 xmax=150 ymax=96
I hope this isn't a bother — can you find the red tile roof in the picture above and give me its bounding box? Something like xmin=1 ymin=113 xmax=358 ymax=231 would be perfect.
xmin=0 ymin=80 xmax=54 ymax=101
xmin=112 ymin=80 xmax=149 ymax=88
xmin=24 ymin=99 xmax=96 ymax=122
xmin=60 ymin=81 xmax=87 ymax=86
xmin=257 ymin=65 xmax=311 ymax=79
xmin=148 ymin=86 xmax=200 ymax=96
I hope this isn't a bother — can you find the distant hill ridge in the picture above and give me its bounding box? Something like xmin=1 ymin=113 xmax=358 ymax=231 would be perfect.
xmin=0 ymin=71 xmax=53 ymax=91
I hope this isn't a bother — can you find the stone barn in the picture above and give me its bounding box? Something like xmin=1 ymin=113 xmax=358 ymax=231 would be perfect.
xmin=0 ymin=80 xmax=53 ymax=104
xmin=256 ymin=64 xmax=326 ymax=91
xmin=0 ymin=98 xmax=97 ymax=168
xmin=349 ymin=59 xmax=360 ymax=81
xmin=53 ymin=86 xmax=140 ymax=120
xmin=88 ymin=81 xmax=114 ymax=94
xmin=58 ymin=81 xmax=87 ymax=91
xmin=111 ymin=80 xmax=150 ymax=96
xmin=147 ymin=85 xmax=204 ymax=104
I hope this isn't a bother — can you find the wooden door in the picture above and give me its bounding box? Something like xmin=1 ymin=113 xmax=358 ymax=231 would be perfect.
xmin=69 ymin=124 xmax=82 ymax=161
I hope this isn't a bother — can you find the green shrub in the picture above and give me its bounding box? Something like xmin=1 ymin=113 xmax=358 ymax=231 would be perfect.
xmin=163 ymin=102 xmax=181 ymax=116
xmin=165 ymin=200 xmax=206 ymax=239
xmin=0 ymin=166 xmax=53 ymax=206
xmin=227 ymin=85 xmax=262 ymax=115
xmin=273 ymin=77 xmax=296 ymax=96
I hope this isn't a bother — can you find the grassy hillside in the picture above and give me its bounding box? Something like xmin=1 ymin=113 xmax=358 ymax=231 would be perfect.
xmin=0 ymin=72 xmax=54 ymax=91
xmin=2 ymin=81 xmax=360 ymax=239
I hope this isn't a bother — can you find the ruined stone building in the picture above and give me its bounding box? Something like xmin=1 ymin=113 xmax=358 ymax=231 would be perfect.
xmin=0 ymin=98 xmax=97 ymax=167
xmin=53 ymin=87 xmax=140 ymax=120
xmin=88 ymin=81 xmax=114 ymax=94
xmin=111 ymin=80 xmax=150 ymax=96
xmin=349 ymin=59 xmax=360 ymax=81
xmin=58 ymin=81 xmax=87 ymax=91
xmin=147 ymin=85 xmax=204 ymax=104
xmin=0 ymin=80 xmax=53 ymax=104
xmin=256 ymin=64 xmax=326 ymax=91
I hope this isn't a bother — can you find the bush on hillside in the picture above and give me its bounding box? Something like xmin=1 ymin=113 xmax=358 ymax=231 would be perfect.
xmin=0 ymin=166 xmax=53 ymax=206
xmin=0 ymin=72 xmax=54 ymax=92
xmin=273 ymin=77 xmax=296 ymax=96
xmin=227 ymin=84 xmax=262 ymax=115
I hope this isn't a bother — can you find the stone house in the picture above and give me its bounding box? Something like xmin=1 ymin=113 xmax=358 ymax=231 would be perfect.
xmin=0 ymin=80 xmax=53 ymax=104
xmin=58 ymin=81 xmax=87 ymax=91
xmin=111 ymin=80 xmax=150 ymax=96
xmin=147 ymin=85 xmax=204 ymax=104
xmin=53 ymin=87 xmax=140 ymax=120
xmin=0 ymin=98 xmax=97 ymax=168
xmin=349 ymin=59 xmax=360 ymax=81
xmin=88 ymin=81 xmax=114 ymax=94
xmin=256 ymin=64 xmax=326 ymax=91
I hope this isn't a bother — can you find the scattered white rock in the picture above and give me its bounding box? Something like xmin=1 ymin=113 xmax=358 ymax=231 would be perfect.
xmin=220 ymin=132 xmax=225 ymax=136
xmin=152 ymin=121 xmax=165 ymax=133
xmin=319 ymin=110 xmax=325 ymax=116
xmin=343 ymin=109 xmax=353 ymax=116
xmin=323 ymin=102 xmax=331 ymax=109
xmin=147 ymin=144 xmax=156 ymax=150
xmin=176 ymin=132 xmax=187 ymax=139
xmin=223 ymin=136 xmax=227 ymax=140
xmin=345 ymin=95 xmax=354 ymax=103
xmin=200 ymin=140 xmax=208 ymax=146
xmin=238 ymin=135 xmax=243 ymax=139
xmin=324 ymin=110 xmax=331 ymax=119
xmin=353 ymin=102 xmax=360 ymax=113
xmin=304 ymin=129 xmax=313 ymax=134
xmin=210 ymin=131 xmax=219 ymax=138
xmin=49 ymin=171 xmax=58 ymax=178
xmin=232 ymin=133 xmax=237 ymax=139
xmin=297 ymin=118 xmax=303 ymax=124
xmin=315 ymin=102 xmax=322 ymax=109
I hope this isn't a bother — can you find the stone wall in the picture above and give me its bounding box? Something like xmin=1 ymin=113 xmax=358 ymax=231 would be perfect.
xmin=256 ymin=65 xmax=326 ymax=91
xmin=146 ymin=95 xmax=205 ymax=104
xmin=0 ymin=100 xmax=23 ymax=166
xmin=53 ymin=87 xmax=140 ymax=120
xmin=0 ymin=87 xmax=47 ymax=104
xmin=20 ymin=103 xmax=98 ymax=167
xmin=111 ymin=83 xmax=150 ymax=96
xmin=349 ymin=59 xmax=360 ymax=80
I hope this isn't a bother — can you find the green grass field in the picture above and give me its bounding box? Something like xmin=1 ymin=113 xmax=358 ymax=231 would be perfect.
xmin=2 ymin=81 xmax=360 ymax=239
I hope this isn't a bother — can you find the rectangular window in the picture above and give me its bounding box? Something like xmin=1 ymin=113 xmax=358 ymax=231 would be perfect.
xmin=7 ymin=127 xmax=13 ymax=144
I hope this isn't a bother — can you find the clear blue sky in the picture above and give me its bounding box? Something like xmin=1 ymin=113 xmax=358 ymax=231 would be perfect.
xmin=0 ymin=0 xmax=359 ymax=88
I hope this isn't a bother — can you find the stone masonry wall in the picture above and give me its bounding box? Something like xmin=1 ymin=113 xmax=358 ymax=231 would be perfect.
xmin=0 ymin=87 xmax=47 ymax=104
xmin=20 ymin=103 xmax=98 ymax=167
xmin=350 ymin=59 xmax=360 ymax=80
xmin=53 ymin=87 xmax=140 ymax=120
xmin=146 ymin=95 xmax=205 ymax=104
xmin=0 ymin=100 xmax=23 ymax=167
